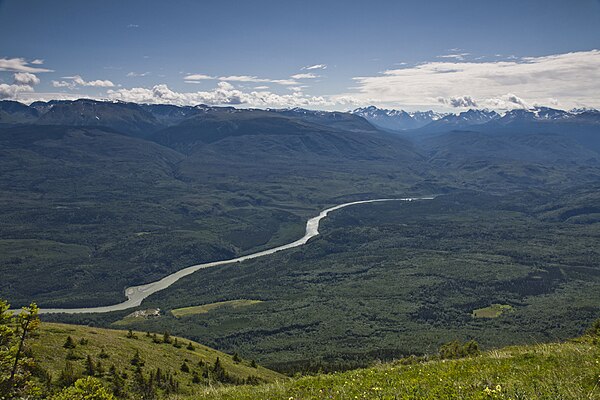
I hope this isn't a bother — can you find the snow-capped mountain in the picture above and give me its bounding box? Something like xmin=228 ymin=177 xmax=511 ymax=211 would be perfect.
xmin=353 ymin=105 xmax=600 ymax=133
xmin=495 ymin=107 xmax=572 ymax=124
xmin=424 ymin=109 xmax=500 ymax=131
xmin=352 ymin=106 xmax=446 ymax=131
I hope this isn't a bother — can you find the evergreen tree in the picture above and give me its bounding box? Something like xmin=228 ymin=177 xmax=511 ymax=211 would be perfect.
xmin=180 ymin=362 xmax=190 ymax=373
xmin=132 ymin=366 xmax=156 ymax=400
xmin=98 ymin=347 xmax=110 ymax=359
xmin=96 ymin=360 xmax=105 ymax=376
xmin=192 ymin=371 xmax=201 ymax=384
xmin=162 ymin=331 xmax=172 ymax=344
xmin=85 ymin=354 xmax=95 ymax=376
xmin=212 ymin=357 xmax=228 ymax=382
xmin=130 ymin=349 xmax=144 ymax=367
xmin=232 ymin=352 xmax=241 ymax=363
xmin=58 ymin=360 xmax=77 ymax=387
xmin=186 ymin=341 xmax=195 ymax=350
xmin=63 ymin=335 xmax=76 ymax=349
xmin=109 ymin=365 xmax=125 ymax=398
xmin=66 ymin=348 xmax=82 ymax=360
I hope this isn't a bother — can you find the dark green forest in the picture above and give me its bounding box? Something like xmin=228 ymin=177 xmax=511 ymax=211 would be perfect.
xmin=2 ymin=99 xmax=600 ymax=374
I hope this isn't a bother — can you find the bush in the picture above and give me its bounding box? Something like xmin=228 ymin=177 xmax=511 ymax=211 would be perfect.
xmin=51 ymin=376 xmax=115 ymax=399
xmin=587 ymin=319 xmax=600 ymax=336
xmin=439 ymin=340 xmax=480 ymax=359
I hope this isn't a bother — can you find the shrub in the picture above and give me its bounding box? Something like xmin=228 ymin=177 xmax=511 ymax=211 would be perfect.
xmin=51 ymin=376 xmax=115 ymax=400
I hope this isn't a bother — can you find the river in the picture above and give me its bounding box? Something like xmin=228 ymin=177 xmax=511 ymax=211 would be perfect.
xmin=38 ymin=197 xmax=434 ymax=314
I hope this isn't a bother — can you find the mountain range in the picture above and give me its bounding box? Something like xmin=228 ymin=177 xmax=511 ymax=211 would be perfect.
xmin=352 ymin=105 xmax=600 ymax=133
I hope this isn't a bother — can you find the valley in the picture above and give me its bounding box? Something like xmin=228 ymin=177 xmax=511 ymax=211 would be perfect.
xmin=2 ymin=3 xmax=599 ymax=398
xmin=37 ymin=197 xmax=434 ymax=314
xmin=1 ymin=99 xmax=599 ymax=377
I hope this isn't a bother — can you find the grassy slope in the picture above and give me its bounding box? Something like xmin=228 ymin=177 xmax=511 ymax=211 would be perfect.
xmin=30 ymin=323 xmax=283 ymax=393
xmin=188 ymin=336 xmax=600 ymax=399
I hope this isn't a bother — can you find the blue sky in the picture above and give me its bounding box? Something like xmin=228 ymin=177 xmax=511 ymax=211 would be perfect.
xmin=1 ymin=0 xmax=599 ymax=110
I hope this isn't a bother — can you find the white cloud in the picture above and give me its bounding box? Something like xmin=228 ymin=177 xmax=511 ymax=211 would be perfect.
xmin=127 ymin=24 xmax=139 ymax=28
xmin=13 ymin=72 xmax=40 ymax=86
xmin=0 ymin=83 xmax=34 ymax=99
xmin=350 ymin=50 xmax=600 ymax=110
xmin=182 ymin=73 xmax=308 ymax=86
xmin=0 ymin=72 xmax=41 ymax=99
xmin=127 ymin=71 xmax=150 ymax=77
xmin=302 ymin=64 xmax=327 ymax=70
xmin=52 ymin=75 xmax=115 ymax=89
xmin=184 ymin=73 xmax=214 ymax=81
xmin=106 ymin=83 xmax=331 ymax=108
xmin=216 ymin=75 xmax=299 ymax=86
xmin=51 ymin=80 xmax=75 ymax=89
xmin=290 ymin=73 xmax=319 ymax=79
xmin=437 ymin=53 xmax=471 ymax=60
xmin=254 ymin=85 xmax=269 ymax=90
xmin=269 ymin=79 xmax=299 ymax=86
xmin=218 ymin=75 xmax=264 ymax=82
xmin=31 ymin=59 xmax=44 ymax=65
xmin=483 ymin=93 xmax=529 ymax=109
xmin=437 ymin=95 xmax=478 ymax=108
xmin=0 ymin=57 xmax=53 ymax=73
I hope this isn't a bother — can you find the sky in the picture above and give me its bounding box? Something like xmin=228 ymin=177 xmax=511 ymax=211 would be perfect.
xmin=1 ymin=0 xmax=600 ymax=111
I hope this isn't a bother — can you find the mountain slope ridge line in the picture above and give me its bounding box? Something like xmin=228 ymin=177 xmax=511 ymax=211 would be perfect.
xmin=38 ymin=197 xmax=434 ymax=314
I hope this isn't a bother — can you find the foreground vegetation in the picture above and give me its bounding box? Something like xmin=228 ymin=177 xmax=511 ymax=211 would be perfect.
xmin=5 ymin=296 xmax=600 ymax=399
xmin=1 ymin=299 xmax=282 ymax=399
xmin=186 ymin=334 xmax=600 ymax=399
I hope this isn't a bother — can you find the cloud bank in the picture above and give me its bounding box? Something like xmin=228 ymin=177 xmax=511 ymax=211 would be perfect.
xmin=106 ymin=82 xmax=331 ymax=108
xmin=351 ymin=50 xmax=600 ymax=109
xmin=0 ymin=72 xmax=41 ymax=99
xmin=52 ymin=75 xmax=115 ymax=89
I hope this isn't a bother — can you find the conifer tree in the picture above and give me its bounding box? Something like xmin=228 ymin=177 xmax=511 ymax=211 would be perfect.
xmin=63 ymin=336 xmax=76 ymax=349
xmin=85 ymin=354 xmax=95 ymax=376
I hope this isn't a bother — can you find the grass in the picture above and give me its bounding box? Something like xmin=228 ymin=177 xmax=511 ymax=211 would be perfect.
xmin=181 ymin=336 xmax=600 ymax=399
xmin=171 ymin=300 xmax=264 ymax=317
xmin=472 ymin=304 xmax=513 ymax=319
xmin=30 ymin=322 xmax=284 ymax=394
